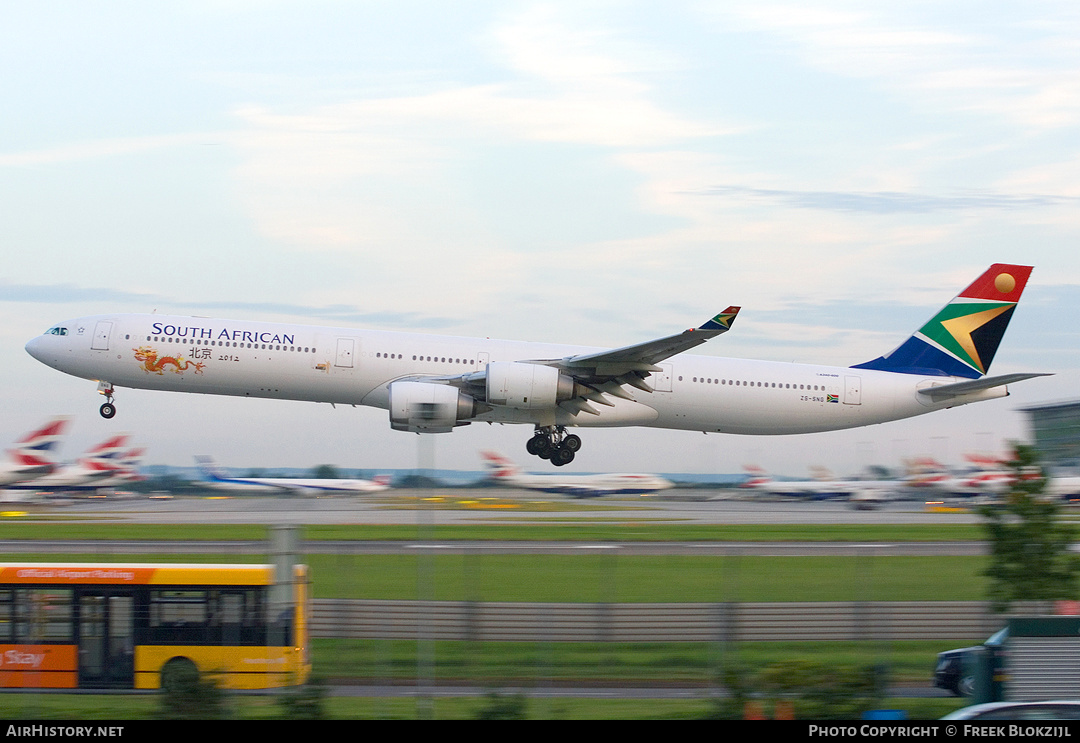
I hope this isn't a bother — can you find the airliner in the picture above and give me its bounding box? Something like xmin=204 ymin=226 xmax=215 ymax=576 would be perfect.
xmin=7 ymin=434 xmax=133 ymax=491
xmin=480 ymin=450 xmax=673 ymax=497
xmin=24 ymin=264 xmax=1048 ymax=466
xmin=904 ymin=453 xmax=1080 ymax=501
xmin=194 ymin=456 xmax=390 ymax=495
xmin=740 ymin=465 xmax=896 ymax=501
xmin=0 ymin=418 xmax=69 ymax=487
xmin=902 ymin=455 xmax=1017 ymax=498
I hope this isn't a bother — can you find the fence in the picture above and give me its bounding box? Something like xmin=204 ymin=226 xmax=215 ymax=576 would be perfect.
xmin=312 ymin=599 xmax=1006 ymax=642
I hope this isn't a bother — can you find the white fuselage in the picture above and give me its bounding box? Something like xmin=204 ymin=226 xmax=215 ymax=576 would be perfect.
xmin=0 ymin=463 xmax=54 ymax=488
xmin=500 ymin=472 xmax=674 ymax=497
xmin=202 ymin=477 xmax=387 ymax=495
xmin=741 ymin=479 xmax=888 ymax=500
xmin=25 ymin=313 xmax=1008 ymax=435
xmin=9 ymin=462 xmax=114 ymax=490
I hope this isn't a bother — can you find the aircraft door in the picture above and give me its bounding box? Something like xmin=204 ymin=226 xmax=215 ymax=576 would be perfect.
xmin=653 ymin=364 xmax=673 ymax=392
xmin=335 ymin=338 xmax=356 ymax=368
xmin=844 ymin=375 xmax=862 ymax=405
xmin=91 ymin=321 xmax=113 ymax=351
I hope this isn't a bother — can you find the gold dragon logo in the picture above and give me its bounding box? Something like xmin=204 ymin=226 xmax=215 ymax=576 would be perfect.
xmin=133 ymin=346 xmax=206 ymax=375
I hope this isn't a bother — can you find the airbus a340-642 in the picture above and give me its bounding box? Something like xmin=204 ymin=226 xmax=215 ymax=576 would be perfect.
xmin=25 ymin=264 xmax=1048 ymax=466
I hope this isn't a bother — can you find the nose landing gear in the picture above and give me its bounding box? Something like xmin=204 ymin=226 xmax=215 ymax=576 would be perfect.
xmin=526 ymin=426 xmax=582 ymax=467
xmin=97 ymin=381 xmax=116 ymax=419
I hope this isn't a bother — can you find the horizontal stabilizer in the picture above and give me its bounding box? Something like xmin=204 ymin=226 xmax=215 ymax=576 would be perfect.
xmin=917 ymin=373 xmax=1052 ymax=401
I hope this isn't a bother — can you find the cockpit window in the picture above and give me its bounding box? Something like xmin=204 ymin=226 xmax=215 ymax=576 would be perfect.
xmin=46 ymin=327 xmax=68 ymax=336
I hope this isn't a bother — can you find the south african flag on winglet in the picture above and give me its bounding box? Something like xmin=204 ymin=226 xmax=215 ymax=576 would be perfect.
xmin=852 ymin=264 xmax=1032 ymax=379
xmin=699 ymin=306 xmax=740 ymax=331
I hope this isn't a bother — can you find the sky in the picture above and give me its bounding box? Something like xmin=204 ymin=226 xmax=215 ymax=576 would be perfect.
xmin=3 ymin=1 xmax=1080 ymax=477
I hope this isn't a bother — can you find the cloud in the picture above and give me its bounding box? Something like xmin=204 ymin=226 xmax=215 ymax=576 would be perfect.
xmin=694 ymin=186 xmax=1080 ymax=214
xmin=0 ymin=133 xmax=216 ymax=168
xmin=713 ymin=3 xmax=1080 ymax=129
xmin=0 ymin=281 xmax=459 ymax=328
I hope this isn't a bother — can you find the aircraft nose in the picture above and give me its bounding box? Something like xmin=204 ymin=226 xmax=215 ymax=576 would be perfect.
xmin=25 ymin=335 xmax=46 ymax=362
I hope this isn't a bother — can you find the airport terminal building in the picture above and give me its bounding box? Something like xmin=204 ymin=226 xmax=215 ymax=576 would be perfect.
xmin=1021 ymin=400 xmax=1080 ymax=469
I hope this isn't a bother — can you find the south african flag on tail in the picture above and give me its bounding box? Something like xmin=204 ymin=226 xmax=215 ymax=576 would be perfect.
xmin=852 ymin=264 xmax=1032 ymax=379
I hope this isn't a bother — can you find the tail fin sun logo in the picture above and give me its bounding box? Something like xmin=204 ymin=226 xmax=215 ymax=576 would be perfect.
xmin=917 ymin=269 xmax=1024 ymax=376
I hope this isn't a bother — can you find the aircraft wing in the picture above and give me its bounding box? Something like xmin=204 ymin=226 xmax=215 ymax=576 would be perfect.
xmin=527 ymin=306 xmax=740 ymax=412
xmin=401 ymin=307 xmax=740 ymax=419
xmin=917 ymin=373 xmax=1052 ymax=401
xmin=551 ymin=307 xmax=741 ymax=375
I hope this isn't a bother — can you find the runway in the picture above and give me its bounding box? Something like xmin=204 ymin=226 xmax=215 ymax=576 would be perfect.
xmin=10 ymin=488 xmax=988 ymax=526
xmin=0 ymin=538 xmax=985 ymax=556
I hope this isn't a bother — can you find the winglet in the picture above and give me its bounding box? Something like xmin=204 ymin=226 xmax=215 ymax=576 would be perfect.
xmin=698 ymin=306 xmax=740 ymax=332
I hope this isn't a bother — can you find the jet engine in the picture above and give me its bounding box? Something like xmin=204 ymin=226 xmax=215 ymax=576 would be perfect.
xmin=485 ymin=361 xmax=579 ymax=410
xmin=388 ymin=381 xmax=478 ymax=433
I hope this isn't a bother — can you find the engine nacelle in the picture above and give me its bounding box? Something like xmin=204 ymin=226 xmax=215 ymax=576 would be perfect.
xmin=389 ymin=381 xmax=477 ymax=433
xmin=485 ymin=361 xmax=576 ymax=410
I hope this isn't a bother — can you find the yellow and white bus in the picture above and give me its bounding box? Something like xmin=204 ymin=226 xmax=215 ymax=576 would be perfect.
xmin=0 ymin=562 xmax=310 ymax=690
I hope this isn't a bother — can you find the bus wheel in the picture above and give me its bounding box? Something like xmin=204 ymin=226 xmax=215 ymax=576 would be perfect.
xmin=160 ymin=657 xmax=199 ymax=693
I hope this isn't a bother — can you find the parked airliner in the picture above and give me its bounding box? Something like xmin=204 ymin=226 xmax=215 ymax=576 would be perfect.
xmin=481 ymin=450 xmax=673 ymax=497
xmin=7 ymin=434 xmax=133 ymax=491
xmin=24 ymin=264 xmax=1048 ymax=466
xmin=194 ymin=456 xmax=390 ymax=495
xmin=902 ymin=455 xmax=1017 ymax=498
xmin=740 ymin=465 xmax=896 ymax=502
xmin=0 ymin=418 xmax=69 ymax=487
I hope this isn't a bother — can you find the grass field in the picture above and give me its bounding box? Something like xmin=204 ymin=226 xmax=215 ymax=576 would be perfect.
xmin=0 ymin=519 xmax=989 ymax=542
xmin=0 ymin=692 xmax=967 ymax=720
xmin=0 ymin=519 xmax=993 ymax=718
xmin=0 ymin=549 xmax=989 ymax=602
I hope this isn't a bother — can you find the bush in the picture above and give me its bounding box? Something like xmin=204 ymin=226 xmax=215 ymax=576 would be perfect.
xmin=474 ymin=692 xmax=528 ymax=720
xmin=703 ymin=660 xmax=883 ymax=720
xmin=156 ymin=663 xmax=231 ymax=720
xmin=277 ymin=678 xmax=328 ymax=720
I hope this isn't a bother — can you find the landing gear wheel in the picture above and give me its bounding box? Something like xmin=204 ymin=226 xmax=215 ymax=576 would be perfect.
xmin=551 ymin=446 xmax=575 ymax=466
xmin=527 ymin=426 xmax=582 ymax=466
xmin=99 ymin=403 xmax=116 ymax=419
xmin=526 ymin=434 xmax=547 ymax=456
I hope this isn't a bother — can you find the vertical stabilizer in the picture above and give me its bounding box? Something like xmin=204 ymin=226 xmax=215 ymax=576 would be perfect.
xmin=480 ymin=451 xmax=522 ymax=480
xmin=852 ymin=264 xmax=1032 ymax=379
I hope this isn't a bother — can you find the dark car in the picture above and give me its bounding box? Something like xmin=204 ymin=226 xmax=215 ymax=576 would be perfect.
xmin=942 ymin=701 xmax=1080 ymax=720
xmin=934 ymin=628 xmax=1008 ymax=697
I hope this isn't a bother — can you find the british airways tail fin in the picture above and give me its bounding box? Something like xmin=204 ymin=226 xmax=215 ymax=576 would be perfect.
xmin=852 ymin=264 xmax=1033 ymax=379
xmin=9 ymin=417 xmax=69 ymax=469
xmin=480 ymin=451 xmax=522 ymax=479
xmin=79 ymin=434 xmax=131 ymax=471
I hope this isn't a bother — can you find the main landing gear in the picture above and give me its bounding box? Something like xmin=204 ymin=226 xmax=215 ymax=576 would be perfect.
xmin=526 ymin=426 xmax=582 ymax=467
xmin=97 ymin=381 xmax=116 ymax=419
